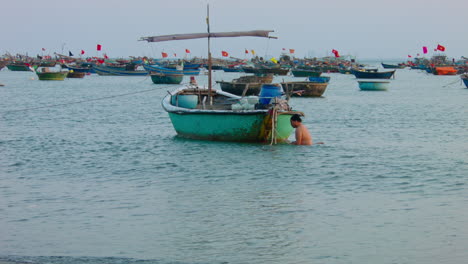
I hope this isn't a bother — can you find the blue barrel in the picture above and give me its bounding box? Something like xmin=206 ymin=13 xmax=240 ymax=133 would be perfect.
xmin=259 ymin=84 xmax=283 ymax=105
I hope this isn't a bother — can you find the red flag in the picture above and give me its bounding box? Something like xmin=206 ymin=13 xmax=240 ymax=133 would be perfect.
xmin=422 ymin=46 xmax=428 ymax=54
xmin=245 ymin=49 xmax=249 ymax=54
xmin=97 ymin=44 xmax=102 ymax=51
xmin=282 ymin=48 xmax=286 ymax=51
xmin=161 ymin=52 xmax=168 ymax=58
xmin=332 ymin=49 xmax=340 ymax=57
xmin=221 ymin=51 xmax=229 ymax=57
xmin=185 ymin=49 xmax=190 ymax=53
xmin=417 ymin=53 xmax=420 ymax=56
xmin=408 ymin=55 xmax=412 ymax=58
xmin=289 ymin=49 xmax=295 ymax=54
xmin=437 ymin=44 xmax=445 ymax=51
xmin=103 ymin=53 xmax=109 ymax=59
xmin=41 ymin=48 xmax=46 ymax=51
xmin=174 ymin=53 xmax=177 ymax=57
xmin=81 ymin=50 xmax=85 ymax=55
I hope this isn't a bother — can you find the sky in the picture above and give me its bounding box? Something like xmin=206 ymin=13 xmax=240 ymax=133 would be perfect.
xmin=2 ymin=0 xmax=467 ymax=61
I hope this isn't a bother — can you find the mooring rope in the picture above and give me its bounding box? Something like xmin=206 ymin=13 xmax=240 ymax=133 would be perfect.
xmin=1 ymin=83 xmax=179 ymax=115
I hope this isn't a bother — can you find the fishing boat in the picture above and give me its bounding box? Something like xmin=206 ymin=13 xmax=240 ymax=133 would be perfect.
xmin=461 ymin=74 xmax=468 ymax=88
xmin=281 ymin=81 xmax=328 ymax=97
xmin=150 ymin=72 xmax=184 ymax=84
xmin=67 ymin=71 xmax=86 ymax=78
xmin=434 ymin=67 xmax=457 ymax=75
xmin=66 ymin=63 xmax=95 ymax=74
xmin=308 ymin=76 xmax=331 ymax=83
xmin=357 ymin=80 xmax=390 ymax=91
xmin=6 ymin=63 xmax=34 ymax=72
xmin=36 ymin=67 xmax=69 ymax=80
xmin=93 ymin=65 xmax=149 ymax=76
xmin=140 ymin=9 xmax=303 ymax=144
xmin=352 ymin=69 xmax=395 ymax=79
xmin=216 ymin=74 xmax=273 ymax=96
xmin=222 ymin=66 xmax=243 ymax=72
xmin=143 ymin=64 xmax=200 ymax=75
xmin=291 ymin=68 xmax=322 ymax=77
xmin=381 ymin=63 xmax=405 ymax=69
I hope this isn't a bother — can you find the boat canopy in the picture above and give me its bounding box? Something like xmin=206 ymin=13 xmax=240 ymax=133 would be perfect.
xmin=140 ymin=30 xmax=276 ymax=42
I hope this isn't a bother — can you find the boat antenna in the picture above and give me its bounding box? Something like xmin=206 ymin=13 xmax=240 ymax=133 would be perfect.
xmin=206 ymin=4 xmax=213 ymax=104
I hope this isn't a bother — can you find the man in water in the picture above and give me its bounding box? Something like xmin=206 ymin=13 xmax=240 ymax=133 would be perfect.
xmin=290 ymin=114 xmax=321 ymax=145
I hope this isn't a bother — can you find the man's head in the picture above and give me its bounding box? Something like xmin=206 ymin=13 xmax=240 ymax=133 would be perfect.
xmin=290 ymin=114 xmax=302 ymax=128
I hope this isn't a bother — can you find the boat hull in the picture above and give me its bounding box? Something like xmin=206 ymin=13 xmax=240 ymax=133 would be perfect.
xmin=167 ymin=111 xmax=294 ymax=142
xmin=291 ymin=69 xmax=322 ymax=77
xmin=67 ymin=71 xmax=86 ymax=78
xmin=352 ymin=70 xmax=395 ymax=79
xmin=150 ymin=73 xmax=183 ymax=84
xmin=462 ymin=77 xmax=468 ymax=88
xmin=93 ymin=65 xmax=148 ymax=76
xmin=381 ymin=63 xmax=405 ymax=69
xmin=281 ymin=82 xmax=328 ymax=97
xmin=7 ymin=64 xmax=33 ymax=71
xmin=36 ymin=71 xmax=68 ymax=81
xmin=143 ymin=64 xmax=200 ymax=75
xmin=358 ymin=80 xmax=390 ymax=91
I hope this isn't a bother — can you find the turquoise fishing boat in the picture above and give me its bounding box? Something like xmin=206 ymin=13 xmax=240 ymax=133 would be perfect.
xmin=141 ymin=6 xmax=303 ymax=143
xmin=357 ymin=80 xmax=390 ymax=91
xmin=93 ymin=65 xmax=148 ymax=76
xmin=150 ymin=72 xmax=183 ymax=84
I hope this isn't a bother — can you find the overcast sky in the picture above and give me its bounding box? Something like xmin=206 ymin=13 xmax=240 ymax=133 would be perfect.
xmin=2 ymin=0 xmax=467 ymax=60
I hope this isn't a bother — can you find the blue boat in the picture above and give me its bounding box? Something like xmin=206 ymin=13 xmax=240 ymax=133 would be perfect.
xmin=222 ymin=66 xmax=243 ymax=72
xmin=357 ymin=80 xmax=390 ymax=91
xmin=143 ymin=64 xmax=200 ymax=75
xmin=352 ymin=69 xmax=395 ymax=79
xmin=308 ymin=76 xmax=331 ymax=83
xmin=93 ymin=65 xmax=149 ymax=76
xmin=66 ymin=64 xmax=95 ymax=74
xmin=381 ymin=63 xmax=405 ymax=69
xmin=462 ymin=74 xmax=468 ymax=88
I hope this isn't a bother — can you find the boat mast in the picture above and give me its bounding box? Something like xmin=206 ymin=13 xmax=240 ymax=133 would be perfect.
xmin=207 ymin=4 xmax=212 ymax=104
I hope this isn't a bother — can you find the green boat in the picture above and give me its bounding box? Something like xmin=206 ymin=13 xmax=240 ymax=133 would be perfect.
xmin=6 ymin=63 xmax=34 ymax=72
xmin=163 ymin=87 xmax=301 ymax=143
xmin=291 ymin=69 xmax=322 ymax=77
xmin=36 ymin=69 xmax=69 ymax=80
xmin=150 ymin=72 xmax=183 ymax=84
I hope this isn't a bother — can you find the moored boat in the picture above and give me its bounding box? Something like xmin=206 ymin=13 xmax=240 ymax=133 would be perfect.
xmin=93 ymin=65 xmax=148 ymax=76
xmin=381 ymin=63 xmax=405 ymax=69
xmin=36 ymin=68 xmax=69 ymax=80
xmin=308 ymin=76 xmax=331 ymax=83
xmin=67 ymin=71 xmax=86 ymax=78
xmin=143 ymin=64 xmax=200 ymax=75
xmin=216 ymin=74 xmax=274 ymax=96
xmin=434 ymin=67 xmax=457 ymax=75
xmin=281 ymin=81 xmax=328 ymax=97
xmin=352 ymin=69 xmax=395 ymax=79
xmin=291 ymin=68 xmax=322 ymax=77
xmin=357 ymin=80 xmax=390 ymax=91
xmin=461 ymin=74 xmax=468 ymax=88
xmin=7 ymin=63 xmax=34 ymax=72
xmin=150 ymin=72 xmax=184 ymax=84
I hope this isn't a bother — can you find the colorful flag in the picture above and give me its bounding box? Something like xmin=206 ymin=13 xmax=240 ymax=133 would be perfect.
xmin=422 ymin=46 xmax=428 ymax=54
xmin=282 ymin=48 xmax=286 ymax=51
xmin=332 ymin=49 xmax=340 ymax=58
xmin=103 ymin=53 xmax=109 ymax=59
xmin=97 ymin=44 xmax=102 ymax=51
xmin=81 ymin=50 xmax=85 ymax=55
xmin=221 ymin=51 xmax=229 ymax=57
xmin=161 ymin=52 xmax=168 ymax=58
xmin=437 ymin=44 xmax=445 ymax=51
xmin=408 ymin=55 xmax=412 ymax=58
xmin=174 ymin=53 xmax=177 ymax=57
xmin=245 ymin=49 xmax=249 ymax=54
xmin=270 ymin=57 xmax=278 ymax=64
xmin=289 ymin=49 xmax=295 ymax=54
xmin=185 ymin=49 xmax=190 ymax=53
xmin=251 ymin=50 xmax=255 ymax=55
xmin=42 ymin=48 xmax=46 ymax=51
xmin=69 ymin=51 xmax=74 ymax=56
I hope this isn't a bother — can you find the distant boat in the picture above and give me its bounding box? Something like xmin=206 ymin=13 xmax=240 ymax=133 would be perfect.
xmin=381 ymin=63 xmax=405 ymax=69
xmin=143 ymin=64 xmax=200 ymax=75
xmin=216 ymin=74 xmax=273 ymax=96
xmin=67 ymin=71 xmax=86 ymax=78
xmin=93 ymin=65 xmax=149 ymax=76
xmin=461 ymin=74 xmax=468 ymax=88
xmin=36 ymin=68 xmax=69 ymax=80
xmin=352 ymin=69 xmax=395 ymax=79
xmin=308 ymin=76 xmax=331 ymax=83
xmin=357 ymin=80 xmax=390 ymax=91
xmin=281 ymin=81 xmax=329 ymax=97
xmin=66 ymin=64 xmax=95 ymax=74
xmin=434 ymin=67 xmax=457 ymax=75
xmin=6 ymin=63 xmax=34 ymax=72
xmin=291 ymin=68 xmax=322 ymax=77
xmin=222 ymin=66 xmax=243 ymax=72
xmin=150 ymin=72 xmax=183 ymax=84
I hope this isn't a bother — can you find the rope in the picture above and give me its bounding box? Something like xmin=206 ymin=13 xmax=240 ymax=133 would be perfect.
xmin=442 ymin=78 xmax=463 ymax=88
xmin=1 ymin=83 xmax=179 ymax=115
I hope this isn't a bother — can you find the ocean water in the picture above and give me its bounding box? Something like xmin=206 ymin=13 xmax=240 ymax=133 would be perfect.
xmin=0 ymin=65 xmax=467 ymax=264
